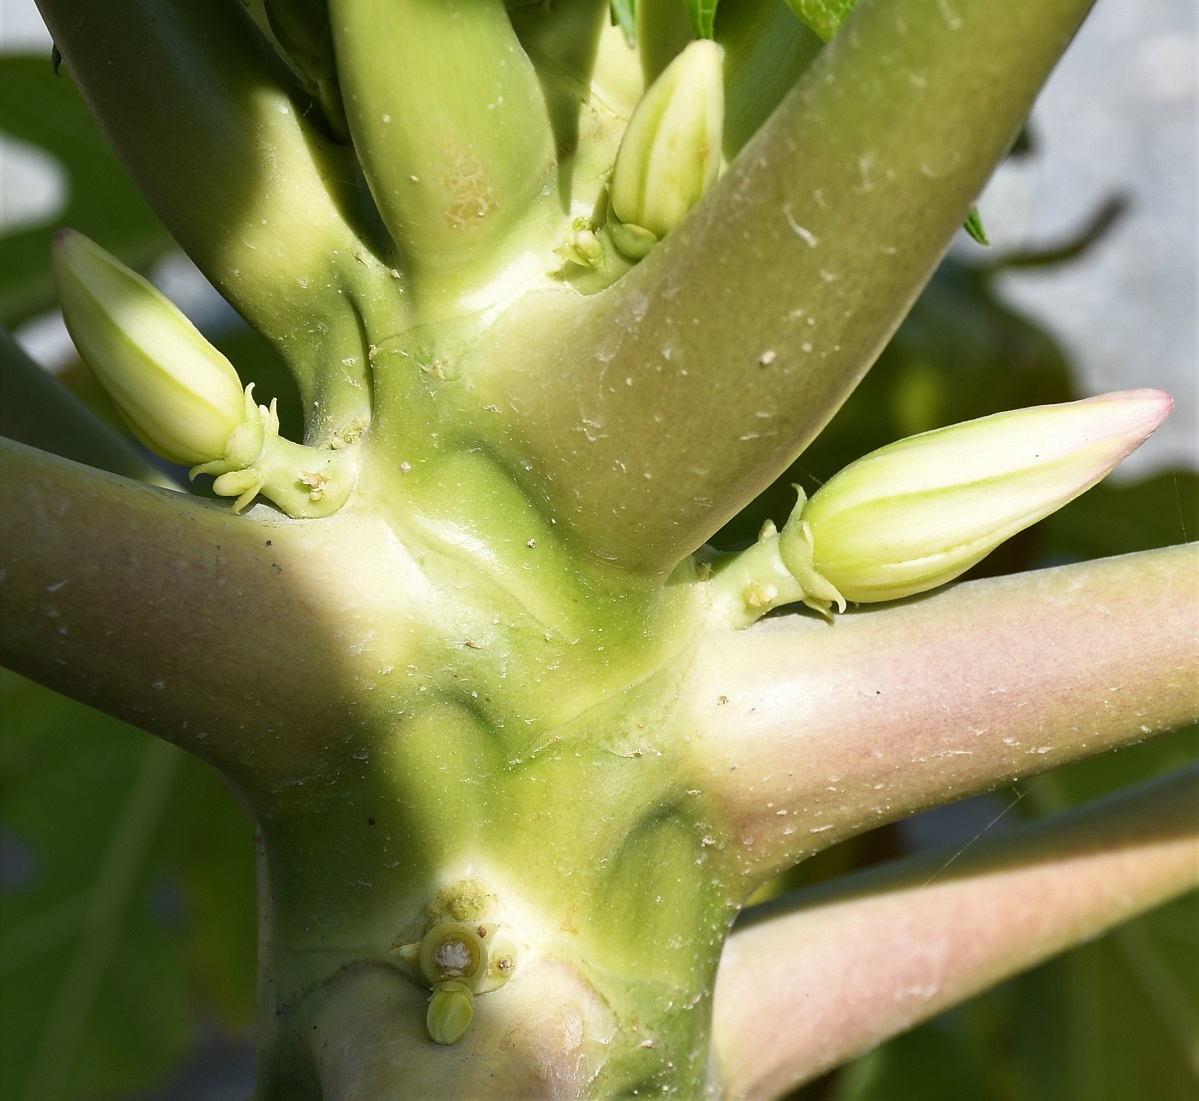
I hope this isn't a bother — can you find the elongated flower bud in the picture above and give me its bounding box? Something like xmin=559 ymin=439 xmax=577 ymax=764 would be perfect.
xmin=51 ymin=229 xmax=250 ymax=466
xmin=783 ymin=390 xmax=1172 ymax=610
xmin=51 ymin=229 xmax=356 ymax=518
xmin=609 ymin=39 xmax=723 ymax=253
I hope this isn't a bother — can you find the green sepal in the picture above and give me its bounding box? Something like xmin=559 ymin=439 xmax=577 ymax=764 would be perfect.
xmin=610 ymin=0 xmax=637 ymax=45
xmin=193 ymin=394 xmax=358 ymax=519
xmin=783 ymin=0 xmax=857 ymax=41
xmin=963 ymin=205 xmax=991 ymax=246
xmin=685 ymin=0 xmax=719 ymax=39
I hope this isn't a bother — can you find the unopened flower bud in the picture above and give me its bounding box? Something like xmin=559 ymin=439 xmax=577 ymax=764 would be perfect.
xmin=51 ymin=229 xmax=252 ymax=466
xmin=51 ymin=229 xmax=357 ymax=518
xmin=608 ymin=39 xmax=723 ymax=252
xmin=784 ymin=390 xmax=1172 ymax=609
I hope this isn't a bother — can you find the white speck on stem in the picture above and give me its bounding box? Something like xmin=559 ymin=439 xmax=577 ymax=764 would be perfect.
xmin=857 ymin=156 xmax=875 ymax=193
xmin=782 ymin=204 xmax=818 ymax=247
xmin=936 ymin=0 xmax=962 ymax=30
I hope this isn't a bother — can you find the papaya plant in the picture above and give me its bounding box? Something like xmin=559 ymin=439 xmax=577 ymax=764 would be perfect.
xmin=1 ymin=0 xmax=1196 ymax=1098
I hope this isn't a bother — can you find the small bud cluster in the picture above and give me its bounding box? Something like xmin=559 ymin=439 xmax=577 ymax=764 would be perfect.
xmin=609 ymin=40 xmax=724 ymax=256
xmin=561 ymin=39 xmax=725 ymax=288
xmin=393 ymin=913 xmax=518 ymax=1046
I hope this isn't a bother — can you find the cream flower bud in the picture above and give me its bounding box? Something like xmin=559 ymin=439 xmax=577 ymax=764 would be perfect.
xmin=609 ymin=39 xmax=723 ymax=250
xmin=51 ymin=230 xmax=357 ymax=518
xmin=50 ymin=229 xmax=251 ymax=466
xmin=787 ymin=390 xmax=1172 ymax=608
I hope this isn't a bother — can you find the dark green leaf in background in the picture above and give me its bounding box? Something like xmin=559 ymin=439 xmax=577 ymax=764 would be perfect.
xmin=833 ymin=1024 xmax=999 ymax=1101
xmin=0 ymin=55 xmax=174 ymax=328
xmin=0 ymin=672 xmax=256 ymax=1101
xmin=1042 ymin=471 xmax=1199 ymax=563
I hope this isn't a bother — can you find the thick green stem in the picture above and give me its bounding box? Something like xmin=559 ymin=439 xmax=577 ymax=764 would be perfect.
xmin=0 ymin=438 xmax=371 ymax=786
xmin=9 ymin=0 xmax=1189 ymax=1096
xmin=481 ymin=0 xmax=1098 ymax=574
xmin=712 ymin=766 xmax=1199 ymax=1100
xmin=34 ymin=0 xmax=398 ymax=435
xmin=685 ymin=544 xmax=1199 ymax=885
xmin=330 ymin=0 xmax=560 ymax=309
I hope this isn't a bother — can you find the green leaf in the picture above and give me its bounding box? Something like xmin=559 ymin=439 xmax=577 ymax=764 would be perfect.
xmin=0 ymin=671 xmax=256 ymax=1100
xmin=783 ymin=0 xmax=858 ymax=41
xmin=610 ymin=0 xmax=637 ymax=45
xmin=0 ymin=54 xmax=173 ymax=328
xmin=685 ymin=0 xmax=719 ymax=39
xmin=834 ymin=1023 xmax=998 ymax=1101
xmin=1009 ymin=897 xmax=1199 ymax=1101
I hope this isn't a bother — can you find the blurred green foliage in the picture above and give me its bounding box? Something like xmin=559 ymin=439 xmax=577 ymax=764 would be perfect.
xmin=0 ymin=56 xmax=172 ymax=329
xmin=0 ymin=671 xmax=257 ymax=1099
